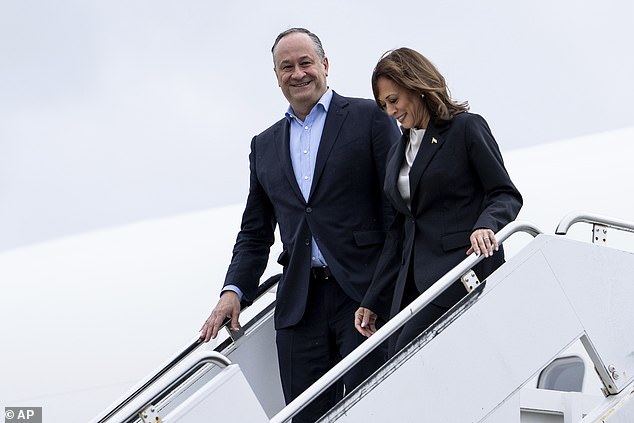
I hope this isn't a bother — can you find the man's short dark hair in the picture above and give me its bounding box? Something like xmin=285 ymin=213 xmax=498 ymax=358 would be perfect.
xmin=271 ymin=27 xmax=325 ymax=63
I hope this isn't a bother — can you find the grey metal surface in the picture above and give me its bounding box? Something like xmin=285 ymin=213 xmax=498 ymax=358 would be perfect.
xmin=555 ymin=211 xmax=634 ymax=236
xmin=540 ymin=237 xmax=634 ymax=394
xmin=323 ymin=233 xmax=634 ymax=422
xmin=90 ymin=351 xmax=231 ymax=423
xmin=326 ymin=236 xmax=584 ymax=422
xmin=163 ymin=365 xmax=269 ymax=423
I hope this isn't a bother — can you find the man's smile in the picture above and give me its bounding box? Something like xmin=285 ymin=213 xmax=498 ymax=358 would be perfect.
xmin=292 ymin=81 xmax=311 ymax=87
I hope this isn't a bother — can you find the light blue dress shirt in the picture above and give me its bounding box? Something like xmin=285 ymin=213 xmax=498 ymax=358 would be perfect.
xmin=224 ymin=89 xmax=333 ymax=299
xmin=286 ymin=88 xmax=333 ymax=268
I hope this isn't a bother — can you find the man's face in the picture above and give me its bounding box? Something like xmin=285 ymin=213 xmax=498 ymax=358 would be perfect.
xmin=273 ymin=32 xmax=329 ymax=115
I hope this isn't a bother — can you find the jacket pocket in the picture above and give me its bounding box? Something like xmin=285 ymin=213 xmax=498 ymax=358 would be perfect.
xmin=353 ymin=230 xmax=386 ymax=247
xmin=441 ymin=231 xmax=471 ymax=252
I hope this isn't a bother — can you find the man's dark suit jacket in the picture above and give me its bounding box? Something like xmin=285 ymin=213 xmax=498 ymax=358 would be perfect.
xmin=224 ymin=92 xmax=401 ymax=329
xmin=362 ymin=112 xmax=523 ymax=319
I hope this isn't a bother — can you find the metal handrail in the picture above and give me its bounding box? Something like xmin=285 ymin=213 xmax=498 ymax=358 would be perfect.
xmin=555 ymin=211 xmax=634 ymax=235
xmin=92 ymin=273 xmax=280 ymax=423
xmin=270 ymin=220 xmax=543 ymax=423
xmin=91 ymin=351 xmax=231 ymax=423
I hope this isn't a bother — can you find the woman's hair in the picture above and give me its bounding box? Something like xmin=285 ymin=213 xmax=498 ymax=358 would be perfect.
xmin=371 ymin=48 xmax=469 ymax=122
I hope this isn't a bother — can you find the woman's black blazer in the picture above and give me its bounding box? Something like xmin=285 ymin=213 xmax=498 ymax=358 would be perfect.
xmin=362 ymin=112 xmax=523 ymax=319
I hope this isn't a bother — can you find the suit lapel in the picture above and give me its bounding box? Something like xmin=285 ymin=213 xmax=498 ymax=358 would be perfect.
xmin=385 ymin=136 xmax=412 ymax=216
xmin=308 ymin=92 xmax=348 ymax=200
xmin=408 ymin=120 xmax=444 ymax=203
xmin=275 ymin=119 xmax=306 ymax=204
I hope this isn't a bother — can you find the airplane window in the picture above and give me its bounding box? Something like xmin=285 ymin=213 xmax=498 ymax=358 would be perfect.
xmin=537 ymin=356 xmax=585 ymax=392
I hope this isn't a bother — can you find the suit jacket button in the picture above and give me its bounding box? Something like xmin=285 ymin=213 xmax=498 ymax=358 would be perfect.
xmin=304 ymin=239 xmax=310 ymax=246
xmin=305 ymin=207 xmax=312 ymax=213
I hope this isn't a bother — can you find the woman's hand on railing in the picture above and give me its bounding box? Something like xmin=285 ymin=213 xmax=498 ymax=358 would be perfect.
xmin=467 ymin=228 xmax=498 ymax=258
xmin=355 ymin=307 xmax=378 ymax=338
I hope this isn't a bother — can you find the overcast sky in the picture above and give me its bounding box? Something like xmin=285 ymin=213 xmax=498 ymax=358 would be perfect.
xmin=1 ymin=0 xmax=633 ymax=251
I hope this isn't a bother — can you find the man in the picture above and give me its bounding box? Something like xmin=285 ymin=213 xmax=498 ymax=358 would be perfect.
xmin=199 ymin=28 xmax=400 ymax=422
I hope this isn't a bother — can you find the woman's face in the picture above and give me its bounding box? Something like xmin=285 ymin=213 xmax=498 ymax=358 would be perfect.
xmin=375 ymin=77 xmax=428 ymax=129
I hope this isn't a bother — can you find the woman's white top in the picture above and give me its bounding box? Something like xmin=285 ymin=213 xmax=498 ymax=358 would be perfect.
xmin=397 ymin=127 xmax=426 ymax=209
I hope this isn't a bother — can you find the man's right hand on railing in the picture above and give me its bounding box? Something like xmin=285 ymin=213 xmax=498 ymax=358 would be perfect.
xmin=199 ymin=291 xmax=241 ymax=342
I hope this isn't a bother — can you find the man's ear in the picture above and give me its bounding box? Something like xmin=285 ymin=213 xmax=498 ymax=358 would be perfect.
xmin=323 ymin=57 xmax=329 ymax=77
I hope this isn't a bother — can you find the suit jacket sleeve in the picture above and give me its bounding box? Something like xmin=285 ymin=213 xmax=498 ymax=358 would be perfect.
xmin=359 ymin=106 xmax=401 ymax=319
xmin=223 ymin=136 xmax=276 ymax=302
xmin=360 ymin=210 xmax=404 ymax=320
xmin=371 ymin=104 xmax=402 ymax=230
xmin=466 ymin=114 xmax=523 ymax=232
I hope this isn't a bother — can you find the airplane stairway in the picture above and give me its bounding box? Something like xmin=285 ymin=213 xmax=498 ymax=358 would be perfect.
xmin=91 ymin=274 xmax=286 ymax=422
xmin=92 ymin=212 xmax=634 ymax=423
xmin=317 ymin=218 xmax=634 ymax=422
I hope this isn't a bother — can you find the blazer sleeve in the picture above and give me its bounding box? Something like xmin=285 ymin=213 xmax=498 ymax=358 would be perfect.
xmin=466 ymin=114 xmax=523 ymax=232
xmin=359 ymin=108 xmax=401 ymax=318
xmin=370 ymin=105 xmax=402 ymax=230
xmin=360 ymin=211 xmax=404 ymax=321
xmin=223 ymin=136 xmax=276 ymax=302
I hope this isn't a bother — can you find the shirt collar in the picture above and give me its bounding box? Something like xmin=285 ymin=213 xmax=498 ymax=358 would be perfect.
xmin=285 ymin=88 xmax=333 ymax=123
xmin=409 ymin=127 xmax=426 ymax=148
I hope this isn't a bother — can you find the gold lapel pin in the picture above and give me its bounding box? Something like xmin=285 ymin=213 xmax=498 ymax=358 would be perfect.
xmin=431 ymin=137 xmax=438 ymax=144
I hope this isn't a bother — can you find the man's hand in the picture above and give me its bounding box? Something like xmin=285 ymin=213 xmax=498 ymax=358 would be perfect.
xmin=199 ymin=291 xmax=241 ymax=342
xmin=355 ymin=307 xmax=378 ymax=338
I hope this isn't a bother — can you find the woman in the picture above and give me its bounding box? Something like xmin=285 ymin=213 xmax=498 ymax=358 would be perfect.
xmin=355 ymin=48 xmax=523 ymax=354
